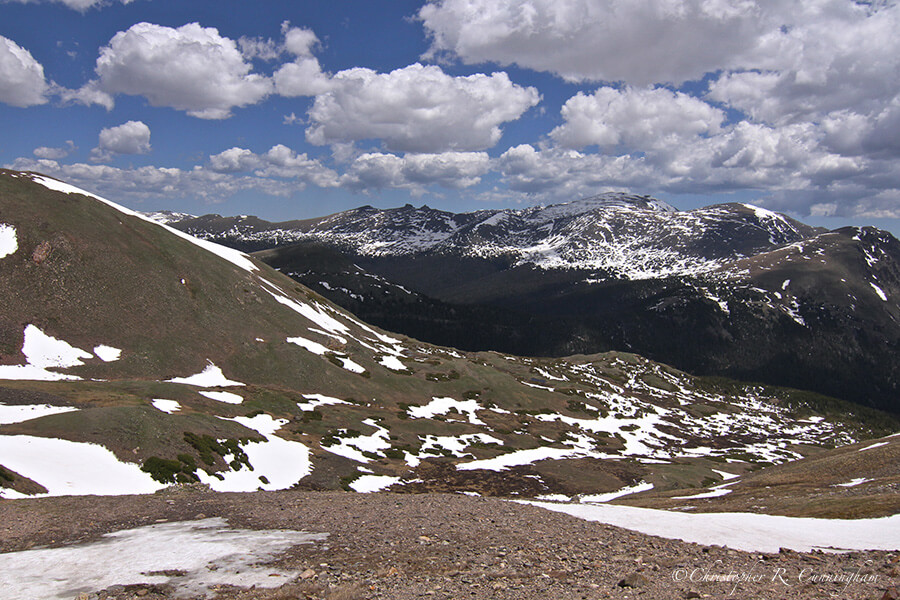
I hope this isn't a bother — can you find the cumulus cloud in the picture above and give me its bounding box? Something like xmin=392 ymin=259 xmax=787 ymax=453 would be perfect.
xmin=305 ymin=63 xmax=539 ymax=152
xmin=207 ymin=144 xmax=338 ymax=187
xmin=5 ymin=0 xmax=135 ymax=10
xmin=340 ymin=151 xmax=491 ymax=193
xmin=33 ymin=141 xmax=76 ymax=160
xmin=71 ymin=22 xmax=272 ymax=119
xmin=90 ymin=120 xmax=151 ymax=162
xmin=419 ymin=0 xmax=770 ymax=85
xmin=0 ymin=35 xmax=50 ymax=107
xmin=551 ymin=86 xmax=724 ymax=151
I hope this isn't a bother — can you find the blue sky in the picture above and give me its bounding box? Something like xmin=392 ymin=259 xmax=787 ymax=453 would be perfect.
xmin=2 ymin=0 xmax=899 ymax=234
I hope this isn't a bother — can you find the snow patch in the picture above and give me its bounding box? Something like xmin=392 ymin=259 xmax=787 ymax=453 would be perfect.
xmin=93 ymin=345 xmax=121 ymax=362
xmin=198 ymin=390 xmax=243 ymax=405
xmin=407 ymin=397 xmax=486 ymax=425
xmin=0 ymin=518 xmax=326 ymax=600
xmin=522 ymin=501 xmax=900 ymax=553
xmin=0 ymin=325 xmax=91 ymax=382
xmin=151 ymin=399 xmax=181 ymax=414
xmin=197 ymin=415 xmax=312 ymax=492
xmin=287 ymin=336 xmax=329 ymax=355
xmin=834 ymin=478 xmax=871 ymax=488
xmin=870 ymin=282 xmax=888 ymax=301
xmin=378 ymin=355 xmax=407 ymax=371
xmin=0 ymin=435 xmax=164 ymax=497
xmin=859 ymin=441 xmax=889 ymax=452
xmin=580 ymin=481 xmax=654 ymax=503
xmin=0 ymin=403 xmax=78 ymax=425
xmin=167 ymin=362 xmax=245 ymax=387
xmin=349 ymin=475 xmax=401 ymax=493
xmin=297 ymin=394 xmax=350 ymax=411
xmin=0 ymin=223 xmax=17 ymax=259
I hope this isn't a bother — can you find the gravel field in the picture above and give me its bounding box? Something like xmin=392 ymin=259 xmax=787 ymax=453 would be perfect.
xmin=1 ymin=488 xmax=898 ymax=600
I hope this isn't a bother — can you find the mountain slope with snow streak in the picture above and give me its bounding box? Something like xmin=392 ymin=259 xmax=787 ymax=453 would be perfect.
xmin=0 ymin=169 xmax=896 ymax=501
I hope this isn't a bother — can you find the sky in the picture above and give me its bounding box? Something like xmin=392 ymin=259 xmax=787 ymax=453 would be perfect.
xmin=1 ymin=0 xmax=900 ymax=234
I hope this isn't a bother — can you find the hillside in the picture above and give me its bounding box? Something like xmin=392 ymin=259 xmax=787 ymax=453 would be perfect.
xmin=2 ymin=169 xmax=896 ymax=500
xmin=167 ymin=199 xmax=900 ymax=413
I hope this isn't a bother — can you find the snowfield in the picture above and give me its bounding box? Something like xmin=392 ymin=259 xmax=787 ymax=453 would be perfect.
xmin=197 ymin=414 xmax=312 ymax=492
xmin=0 ymin=435 xmax=164 ymax=497
xmin=0 ymin=518 xmax=326 ymax=600
xmin=0 ymin=223 xmax=17 ymax=259
xmin=167 ymin=362 xmax=245 ymax=387
xmin=522 ymin=502 xmax=900 ymax=553
xmin=0 ymin=325 xmax=92 ymax=382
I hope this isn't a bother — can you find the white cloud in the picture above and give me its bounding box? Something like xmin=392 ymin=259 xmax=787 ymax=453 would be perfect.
xmin=207 ymin=145 xmax=338 ymax=187
xmin=33 ymin=141 xmax=75 ymax=160
xmin=341 ymin=151 xmax=491 ymax=192
xmin=419 ymin=0 xmax=770 ymax=85
xmin=551 ymin=87 xmax=724 ymax=151
xmin=0 ymin=36 xmax=49 ymax=107
xmin=90 ymin=120 xmax=151 ymax=162
xmin=305 ymin=63 xmax=539 ymax=152
xmin=72 ymin=22 xmax=272 ymax=119
xmin=7 ymin=157 xmax=302 ymax=203
xmin=5 ymin=0 xmax=135 ymax=10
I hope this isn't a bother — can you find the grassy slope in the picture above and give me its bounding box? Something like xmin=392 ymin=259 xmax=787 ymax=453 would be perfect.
xmin=1 ymin=170 xmax=898 ymax=503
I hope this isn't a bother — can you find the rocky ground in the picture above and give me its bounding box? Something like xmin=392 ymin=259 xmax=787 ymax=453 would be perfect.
xmin=1 ymin=487 xmax=898 ymax=600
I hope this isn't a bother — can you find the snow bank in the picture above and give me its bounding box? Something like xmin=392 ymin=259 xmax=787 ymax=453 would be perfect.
xmin=0 ymin=517 xmax=326 ymax=600
xmin=521 ymin=501 xmax=900 ymax=553
xmin=151 ymin=399 xmax=181 ymax=414
xmin=0 ymin=435 xmax=164 ymax=497
xmin=0 ymin=223 xmax=17 ymax=259
xmin=378 ymin=355 xmax=407 ymax=371
xmin=298 ymin=394 xmax=350 ymax=411
xmin=349 ymin=474 xmax=401 ymax=493
xmin=580 ymin=481 xmax=654 ymax=503
xmin=92 ymin=345 xmax=121 ymax=362
xmin=287 ymin=336 xmax=329 ymax=355
xmin=198 ymin=390 xmax=243 ymax=404
xmin=197 ymin=415 xmax=311 ymax=492
xmin=167 ymin=362 xmax=245 ymax=387
xmin=0 ymin=403 xmax=78 ymax=425
xmin=0 ymin=325 xmax=91 ymax=382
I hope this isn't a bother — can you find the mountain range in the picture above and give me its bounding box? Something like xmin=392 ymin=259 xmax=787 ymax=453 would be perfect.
xmin=164 ymin=196 xmax=900 ymax=414
xmin=2 ymin=168 xmax=897 ymax=507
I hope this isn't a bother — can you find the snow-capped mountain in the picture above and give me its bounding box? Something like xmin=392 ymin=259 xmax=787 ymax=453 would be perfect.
xmin=7 ymin=169 xmax=894 ymax=501
xmin=171 ymin=193 xmax=819 ymax=281
xmin=165 ymin=194 xmax=900 ymax=415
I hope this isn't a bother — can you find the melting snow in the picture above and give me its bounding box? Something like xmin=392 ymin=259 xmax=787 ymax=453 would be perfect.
xmin=336 ymin=356 xmax=366 ymax=374
xmin=198 ymin=390 xmax=243 ymax=404
xmin=407 ymin=397 xmax=487 ymax=425
xmin=378 ymin=355 xmax=407 ymax=371
xmin=321 ymin=419 xmax=391 ymax=463
xmin=287 ymin=336 xmax=329 ymax=355
xmin=870 ymin=282 xmax=888 ymax=301
xmin=672 ymin=487 xmax=733 ymax=500
xmin=834 ymin=478 xmax=872 ymax=488
xmin=197 ymin=415 xmax=311 ymax=492
xmin=0 ymin=403 xmax=78 ymax=425
xmin=349 ymin=475 xmax=401 ymax=493
xmin=151 ymin=399 xmax=181 ymax=414
xmin=0 ymin=518 xmax=326 ymax=600
xmin=522 ymin=501 xmax=900 ymax=553
xmin=92 ymin=345 xmax=121 ymax=362
xmin=0 ymin=435 xmax=164 ymax=497
xmin=297 ymin=394 xmax=350 ymax=411
xmin=167 ymin=362 xmax=245 ymax=387
xmin=580 ymin=481 xmax=655 ymax=503
xmin=859 ymin=441 xmax=889 ymax=452
xmin=0 ymin=325 xmax=91 ymax=382
xmin=0 ymin=223 xmax=17 ymax=259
